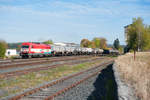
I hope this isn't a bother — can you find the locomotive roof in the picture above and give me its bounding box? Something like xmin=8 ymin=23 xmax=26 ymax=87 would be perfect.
xmin=22 ymin=42 xmax=50 ymax=47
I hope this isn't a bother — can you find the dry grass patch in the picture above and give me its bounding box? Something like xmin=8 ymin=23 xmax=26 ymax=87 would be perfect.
xmin=115 ymin=52 xmax=150 ymax=100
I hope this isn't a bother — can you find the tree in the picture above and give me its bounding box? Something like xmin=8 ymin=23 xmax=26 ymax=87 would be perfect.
xmin=92 ymin=38 xmax=101 ymax=48
xmin=0 ymin=40 xmax=7 ymax=58
xmin=90 ymin=41 xmax=96 ymax=48
xmin=80 ymin=39 xmax=91 ymax=47
xmin=118 ymin=46 xmax=123 ymax=54
xmin=99 ymin=38 xmax=107 ymax=49
xmin=113 ymin=38 xmax=120 ymax=50
xmin=43 ymin=40 xmax=53 ymax=44
xmin=80 ymin=37 xmax=107 ymax=49
xmin=140 ymin=26 xmax=150 ymax=50
xmin=92 ymin=37 xmax=107 ymax=49
xmin=126 ymin=17 xmax=150 ymax=60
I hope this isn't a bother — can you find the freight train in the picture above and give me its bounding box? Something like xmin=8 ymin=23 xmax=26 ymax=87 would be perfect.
xmin=20 ymin=42 xmax=118 ymax=58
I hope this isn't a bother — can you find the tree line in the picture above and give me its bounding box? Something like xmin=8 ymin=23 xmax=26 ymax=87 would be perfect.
xmin=80 ymin=37 xmax=107 ymax=49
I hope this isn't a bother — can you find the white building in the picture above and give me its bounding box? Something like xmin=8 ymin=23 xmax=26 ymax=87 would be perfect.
xmin=54 ymin=42 xmax=67 ymax=46
xmin=54 ymin=42 xmax=79 ymax=47
xmin=5 ymin=49 xmax=17 ymax=57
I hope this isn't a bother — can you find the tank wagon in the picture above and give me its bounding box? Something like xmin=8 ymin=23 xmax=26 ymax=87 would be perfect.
xmin=20 ymin=42 xmax=51 ymax=58
xmin=50 ymin=44 xmax=103 ymax=56
xmin=51 ymin=45 xmax=80 ymax=56
xmin=102 ymin=49 xmax=119 ymax=55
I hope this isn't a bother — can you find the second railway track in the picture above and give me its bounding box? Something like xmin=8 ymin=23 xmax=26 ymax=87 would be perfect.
xmin=0 ymin=56 xmax=94 ymax=69
xmin=0 ymin=57 xmax=105 ymax=79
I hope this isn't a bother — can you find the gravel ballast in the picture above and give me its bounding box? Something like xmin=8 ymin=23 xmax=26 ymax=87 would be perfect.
xmin=55 ymin=64 xmax=118 ymax=100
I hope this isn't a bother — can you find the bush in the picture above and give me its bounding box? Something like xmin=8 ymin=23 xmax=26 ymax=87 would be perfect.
xmin=118 ymin=46 xmax=123 ymax=54
xmin=0 ymin=40 xmax=7 ymax=58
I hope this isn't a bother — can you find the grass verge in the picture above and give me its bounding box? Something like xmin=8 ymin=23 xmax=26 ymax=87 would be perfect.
xmin=115 ymin=52 xmax=150 ymax=100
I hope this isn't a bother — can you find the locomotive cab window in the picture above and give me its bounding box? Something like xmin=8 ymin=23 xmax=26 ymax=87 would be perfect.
xmin=21 ymin=45 xmax=29 ymax=48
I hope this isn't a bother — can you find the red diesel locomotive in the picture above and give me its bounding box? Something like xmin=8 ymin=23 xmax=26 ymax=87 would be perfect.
xmin=20 ymin=42 xmax=51 ymax=58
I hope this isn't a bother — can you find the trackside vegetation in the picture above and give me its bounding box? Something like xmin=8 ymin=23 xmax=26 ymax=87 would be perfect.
xmin=115 ymin=52 xmax=150 ymax=100
xmin=43 ymin=40 xmax=53 ymax=44
xmin=0 ymin=40 xmax=7 ymax=58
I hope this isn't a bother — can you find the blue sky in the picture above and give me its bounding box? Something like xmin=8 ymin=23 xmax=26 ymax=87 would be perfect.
xmin=0 ymin=0 xmax=150 ymax=45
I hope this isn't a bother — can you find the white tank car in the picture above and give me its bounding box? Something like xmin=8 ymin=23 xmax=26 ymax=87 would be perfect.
xmin=98 ymin=49 xmax=104 ymax=54
xmin=51 ymin=43 xmax=104 ymax=56
xmin=51 ymin=45 xmax=66 ymax=55
xmin=74 ymin=47 xmax=82 ymax=55
xmin=86 ymin=48 xmax=92 ymax=53
xmin=92 ymin=48 xmax=103 ymax=55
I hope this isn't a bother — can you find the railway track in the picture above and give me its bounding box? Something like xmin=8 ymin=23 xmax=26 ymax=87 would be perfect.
xmin=0 ymin=57 xmax=104 ymax=79
xmin=0 ymin=57 xmax=52 ymax=63
xmin=0 ymin=56 xmax=94 ymax=69
xmin=0 ymin=57 xmax=101 ymax=74
xmin=7 ymin=60 xmax=113 ymax=100
xmin=0 ymin=57 xmax=71 ymax=63
xmin=0 ymin=55 xmax=94 ymax=64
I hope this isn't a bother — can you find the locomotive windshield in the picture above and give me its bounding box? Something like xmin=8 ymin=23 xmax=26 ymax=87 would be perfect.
xmin=21 ymin=45 xmax=29 ymax=48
